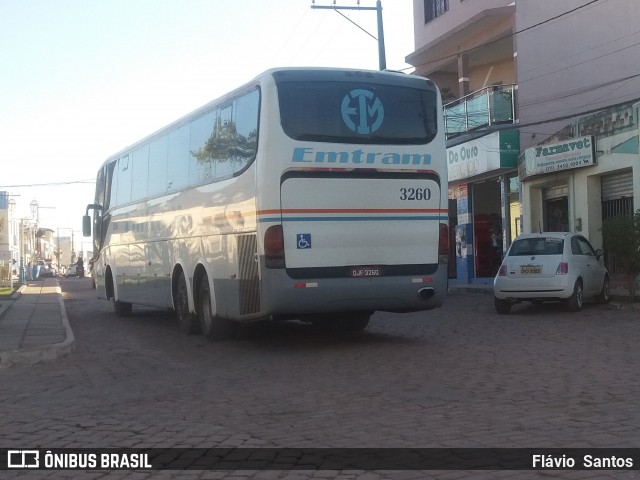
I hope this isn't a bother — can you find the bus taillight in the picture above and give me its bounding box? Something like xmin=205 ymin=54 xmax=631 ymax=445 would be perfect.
xmin=265 ymin=225 xmax=285 ymax=269
xmin=438 ymin=223 xmax=449 ymax=264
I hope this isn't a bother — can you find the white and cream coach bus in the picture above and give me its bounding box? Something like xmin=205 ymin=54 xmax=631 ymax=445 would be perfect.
xmin=83 ymin=67 xmax=448 ymax=338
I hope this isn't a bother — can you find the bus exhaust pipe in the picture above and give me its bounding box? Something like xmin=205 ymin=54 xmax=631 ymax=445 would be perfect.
xmin=418 ymin=287 xmax=435 ymax=300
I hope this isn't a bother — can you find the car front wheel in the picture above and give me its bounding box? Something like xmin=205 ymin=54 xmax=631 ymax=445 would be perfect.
xmin=566 ymin=280 xmax=583 ymax=312
xmin=598 ymin=276 xmax=611 ymax=304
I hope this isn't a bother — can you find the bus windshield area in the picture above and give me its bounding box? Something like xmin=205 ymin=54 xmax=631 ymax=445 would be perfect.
xmin=277 ymin=80 xmax=438 ymax=145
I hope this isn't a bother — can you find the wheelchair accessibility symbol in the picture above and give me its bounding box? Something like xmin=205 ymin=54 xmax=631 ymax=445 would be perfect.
xmin=297 ymin=233 xmax=312 ymax=249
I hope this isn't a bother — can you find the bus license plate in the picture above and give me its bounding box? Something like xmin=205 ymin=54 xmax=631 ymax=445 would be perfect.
xmin=350 ymin=267 xmax=381 ymax=278
xmin=520 ymin=265 xmax=542 ymax=274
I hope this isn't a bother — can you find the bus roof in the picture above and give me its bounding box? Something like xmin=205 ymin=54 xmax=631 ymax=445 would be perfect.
xmin=97 ymin=67 xmax=435 ymax=170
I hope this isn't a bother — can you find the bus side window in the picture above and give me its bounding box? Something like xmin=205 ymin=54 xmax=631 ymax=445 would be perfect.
xmin=234 ymin=89 xmax=259 ymax=171
xmin=167 ymin=124 xmax=190 ymax=191
xmin=148 ymin=135 xmax=169 ymax=197
xmin=213 ymin=104 xmax=234 ymax=181
xmin=131 ymin=145 xmax=149 ymax=201
xmin=116 ymin=154 xmax=131 ymax=205
xmin=189 ymin=110 xmax=215 ymax=185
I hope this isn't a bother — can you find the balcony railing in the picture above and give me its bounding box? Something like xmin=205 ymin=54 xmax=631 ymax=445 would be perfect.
xmin=444 ymin=84 xmax=516 ymax=136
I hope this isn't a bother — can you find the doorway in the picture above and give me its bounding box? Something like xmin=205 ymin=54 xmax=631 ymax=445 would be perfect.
xmin=545 ymin=197 xmax=569 ymax=232
xmin=472 ymin=180 xmax=503 ymax=277
xmin=543 ymin=184 xmax=569 ymax=232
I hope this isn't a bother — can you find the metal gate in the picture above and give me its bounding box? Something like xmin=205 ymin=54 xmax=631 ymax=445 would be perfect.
xmin=601 ymin=170 xmax=634 ymax=280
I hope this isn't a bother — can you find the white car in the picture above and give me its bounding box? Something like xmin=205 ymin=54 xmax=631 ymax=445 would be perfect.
xmin=65 ymin=263 xmax=78 ymax=277
xmin=493 ymin=232 xmax=610 ymax=314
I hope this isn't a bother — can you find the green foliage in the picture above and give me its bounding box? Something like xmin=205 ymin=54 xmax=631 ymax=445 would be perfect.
xmin=0 ymin=285 xmax=18 ymax=298
xmin=601 ymin=209 xmax=640 ymax=299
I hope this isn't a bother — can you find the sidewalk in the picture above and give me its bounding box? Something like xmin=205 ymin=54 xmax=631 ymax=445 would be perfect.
xmin=0 ymin=277 xmax=74 ymax=368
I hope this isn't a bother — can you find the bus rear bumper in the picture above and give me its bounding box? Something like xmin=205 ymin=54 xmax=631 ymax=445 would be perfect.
xmin=260 ymin=266 xmax=447 ymax=318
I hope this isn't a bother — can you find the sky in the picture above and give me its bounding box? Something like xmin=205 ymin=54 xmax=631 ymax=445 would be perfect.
xmin=0 ymin=0 xmax=415 ymax=251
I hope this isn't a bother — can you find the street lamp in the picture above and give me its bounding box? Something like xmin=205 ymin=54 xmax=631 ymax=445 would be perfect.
xmin=7 ymin=198 xmax=15 ymax=288
xmin=17 ymin=218 xmax=28 ymax=284
xmin=30 ymin=199 xmax=39 ymax=222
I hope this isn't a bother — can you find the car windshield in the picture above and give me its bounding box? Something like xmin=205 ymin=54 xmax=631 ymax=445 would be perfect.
xmin=509 ymin=237 xmax=564 ymax=256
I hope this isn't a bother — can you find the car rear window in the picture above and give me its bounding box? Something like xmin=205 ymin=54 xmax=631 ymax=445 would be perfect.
xmin=509 ymin=238 xmax=564 ymax=256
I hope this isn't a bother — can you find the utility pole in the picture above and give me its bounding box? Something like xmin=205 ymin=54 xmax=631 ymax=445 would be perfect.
xmin=311 ymin=0 xmax=386 ymax=71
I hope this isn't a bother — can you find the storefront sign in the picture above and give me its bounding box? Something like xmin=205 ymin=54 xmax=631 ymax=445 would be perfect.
xmin=447 ymin=131 xmax=519 ymax=182
xmin=521 ymin=136 xmax=596 ymax=180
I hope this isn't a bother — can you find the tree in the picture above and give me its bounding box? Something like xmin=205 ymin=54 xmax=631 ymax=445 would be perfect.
xmin=601 ymin=209 xmax=640 ymax=302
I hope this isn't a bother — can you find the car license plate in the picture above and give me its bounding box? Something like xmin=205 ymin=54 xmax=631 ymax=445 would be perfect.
xmin=350 ymin=267 xmax=382 ymax=278
xmin=520 ymin=265 xmax=542 ymax=274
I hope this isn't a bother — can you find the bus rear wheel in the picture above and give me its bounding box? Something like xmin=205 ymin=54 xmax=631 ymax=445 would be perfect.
xmin=176 ymin=272 xmax=200 ymax=335
xmin=198 ymin=277 xmax=234 ymax=340
xmin=113 ymin=300 xmax=132 ymax=317
xmin=314 ymin=312 xmax=371 ymax=333
xmin=340 ymin=312 xmax=371 ymax=332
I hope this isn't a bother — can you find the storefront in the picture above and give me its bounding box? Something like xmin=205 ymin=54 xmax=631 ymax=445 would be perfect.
xmin=519 ymin=102 xmax=640 ymax=261
xmin=447 ymin=130 xmax=519 ymax=285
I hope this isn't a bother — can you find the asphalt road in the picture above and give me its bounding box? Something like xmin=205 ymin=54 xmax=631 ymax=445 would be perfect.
xmin=1 ymin=277 xmax=639 ymax=479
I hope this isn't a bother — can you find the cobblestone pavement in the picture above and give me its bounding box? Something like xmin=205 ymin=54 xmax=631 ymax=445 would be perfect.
xmin=1 ymin=278 xmax=639 ymax=479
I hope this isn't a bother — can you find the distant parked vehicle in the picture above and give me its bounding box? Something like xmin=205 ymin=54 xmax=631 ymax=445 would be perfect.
xmin=65 ymin=263 xmax=78 ymax=277
xmin=38 ymin=261 xmax=56 ymax=278
xmin=493 ymin=232 xmax=610 ymax=314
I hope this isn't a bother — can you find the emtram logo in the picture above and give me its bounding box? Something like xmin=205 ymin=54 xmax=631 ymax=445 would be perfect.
xmin=341 ymin=89 xmax=384 ymax=135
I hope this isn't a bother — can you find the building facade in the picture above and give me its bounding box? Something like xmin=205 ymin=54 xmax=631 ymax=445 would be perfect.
xmin=407 ymin=0 xmax=640 ymax=285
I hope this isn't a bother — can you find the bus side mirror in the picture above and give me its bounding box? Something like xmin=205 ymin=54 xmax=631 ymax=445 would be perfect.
xmin=83 ymin=215 xmax=92 ymax=237
xmin=83 ymin=203 xmax=103 ymax=237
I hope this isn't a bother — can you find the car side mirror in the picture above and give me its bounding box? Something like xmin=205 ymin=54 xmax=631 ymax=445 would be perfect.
xmin=595 ymin=248 xmax=604 ymax=260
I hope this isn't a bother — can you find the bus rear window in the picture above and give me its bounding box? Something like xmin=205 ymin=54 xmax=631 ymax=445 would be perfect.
xmin=277 ymin=81 xmax=438 ymax=145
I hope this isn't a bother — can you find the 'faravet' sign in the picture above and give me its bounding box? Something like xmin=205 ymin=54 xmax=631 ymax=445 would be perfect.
xmin=521 ymin=136 xmax=596 ymax=180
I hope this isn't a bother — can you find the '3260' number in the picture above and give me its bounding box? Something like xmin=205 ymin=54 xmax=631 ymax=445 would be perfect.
xmin=400 ymin=187 xmax=431 ymax=201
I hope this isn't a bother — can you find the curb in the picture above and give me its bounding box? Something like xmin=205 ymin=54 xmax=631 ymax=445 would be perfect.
xmin=448 ymin=285 xmax=493 ymax=295
xmin=0 ymin=283 xmax=25 ymax=322
xmin=0 ymin=283 xmax=75 ymax=368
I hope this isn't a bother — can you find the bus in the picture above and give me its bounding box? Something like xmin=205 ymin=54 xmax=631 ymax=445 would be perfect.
xmin=83 ymin=67 xmax=448 ymax=338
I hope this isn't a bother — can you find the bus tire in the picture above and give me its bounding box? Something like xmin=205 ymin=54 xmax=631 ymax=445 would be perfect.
xmin=198 ymin=277 xmax=234 ymax=340
xmin=113 ymin=300 xmax=132 ymax=317
xmin=316 ymin=312 xmax=371 ymax=333
xmin=344 ymin=312 xmax=371 ymax=332
xmin=176 ymin=272 xmax=200 ymax=335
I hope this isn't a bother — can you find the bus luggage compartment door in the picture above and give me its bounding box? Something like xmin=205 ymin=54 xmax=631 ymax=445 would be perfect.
xmin=280 ymin=171 xmax=443 ymax=276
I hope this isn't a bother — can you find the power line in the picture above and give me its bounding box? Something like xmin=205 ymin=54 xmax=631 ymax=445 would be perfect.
xmin=405 ymin=0 xmax=605 ymax=73
xmin=518 ymin=33 xmax=640 ymax=88
xmin=512 ymin=0 xmax=603 ymax=37
xmin=515 ymin=72 xmax=640 ymax=108
xmin=468 ymin=94 xmax=640 ymax=135
xmin=0 ymin=179 xmax=94 ymax=188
